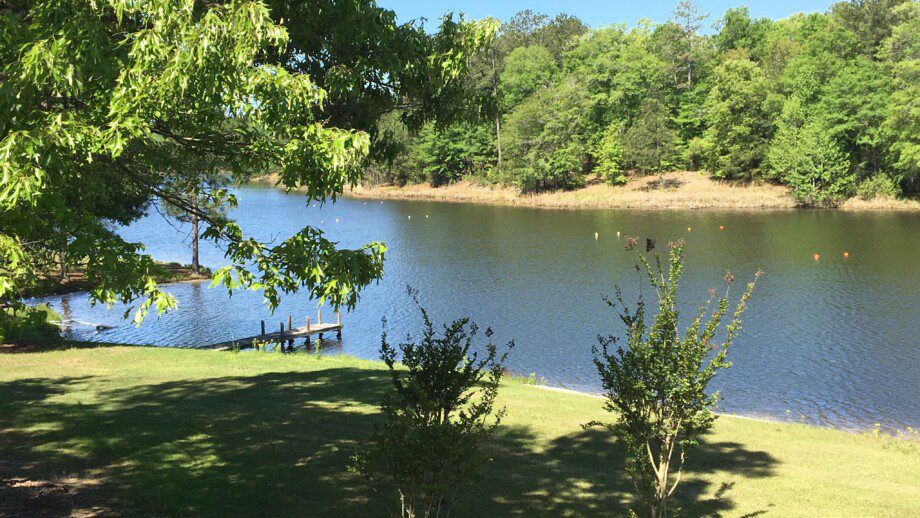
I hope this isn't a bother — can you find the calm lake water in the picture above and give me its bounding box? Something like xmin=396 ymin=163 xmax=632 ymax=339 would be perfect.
xmin=30 ymin=187 xmax=920 ymax=431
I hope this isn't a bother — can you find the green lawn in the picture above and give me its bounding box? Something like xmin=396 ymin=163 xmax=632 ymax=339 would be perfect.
xmin=1 ymin=346 xmax=917 ymax=517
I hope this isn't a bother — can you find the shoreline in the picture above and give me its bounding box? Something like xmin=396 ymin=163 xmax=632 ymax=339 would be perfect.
xmin=526 ymin=383 xmax=877 ymax=434
xmin=22 ymin=262 xmax=212 ymax=299
xmin=5 ymin=338 xmax=911 ymax=436
xmin=340 ymin=171 xmax=920 ymax=212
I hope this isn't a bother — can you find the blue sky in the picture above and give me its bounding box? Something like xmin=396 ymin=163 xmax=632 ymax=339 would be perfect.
xmin=377 ymin=0 xmax=835 ymax=31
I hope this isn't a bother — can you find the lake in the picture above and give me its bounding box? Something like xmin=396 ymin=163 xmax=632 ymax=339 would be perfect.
xmin=30 ymin=186 xmax=920 ymax=431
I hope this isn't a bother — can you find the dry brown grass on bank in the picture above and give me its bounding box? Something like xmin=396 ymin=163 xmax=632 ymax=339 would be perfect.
xmin=345 ymin=171 xmax=920 ymax=211
xmin=839 ymin=195 xmax=920 ymax=210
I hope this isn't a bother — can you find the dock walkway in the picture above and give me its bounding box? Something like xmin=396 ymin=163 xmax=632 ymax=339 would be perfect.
xmin=203 ymin=310 xmax=342 ymax=351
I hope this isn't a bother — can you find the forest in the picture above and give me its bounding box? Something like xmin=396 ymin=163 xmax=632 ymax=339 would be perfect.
xmin=369 ymin=0 xmax=919 ymax=208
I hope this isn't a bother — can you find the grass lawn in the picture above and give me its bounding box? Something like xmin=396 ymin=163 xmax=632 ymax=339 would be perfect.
xmin=1 ymin=345 xmax=918 ymax=516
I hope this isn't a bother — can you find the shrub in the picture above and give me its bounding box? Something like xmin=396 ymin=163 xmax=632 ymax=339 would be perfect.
xmin=352 ymin=289 xmax=514 ymax=518
xmin=0 ymin=304 xmax=62 ymax=343
xmin=856 ymin=175 xmax=900 ymax=200
xmin=592 ymin=238 xmax=760 ymax=517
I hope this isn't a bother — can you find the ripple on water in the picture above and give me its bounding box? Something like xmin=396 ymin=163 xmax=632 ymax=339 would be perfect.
xmin=30 ymin=189 xmax=920 ymax=431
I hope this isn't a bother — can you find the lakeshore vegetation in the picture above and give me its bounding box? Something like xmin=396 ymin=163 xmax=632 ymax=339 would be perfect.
xmin=368 ymin=1 xmax=920 ymax=209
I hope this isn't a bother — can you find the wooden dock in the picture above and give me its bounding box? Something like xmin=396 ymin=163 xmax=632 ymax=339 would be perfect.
xmin=204 ymin=309 xmax=343 ymax=351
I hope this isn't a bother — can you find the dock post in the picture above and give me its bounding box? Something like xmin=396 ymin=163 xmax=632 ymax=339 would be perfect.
xmin=336 ymin=311 xmax=342 ymax=339
xmin=261 ymin=320 xmax=265 ymax=335
xmin=317 ymin=309 xmax=323 ymax=341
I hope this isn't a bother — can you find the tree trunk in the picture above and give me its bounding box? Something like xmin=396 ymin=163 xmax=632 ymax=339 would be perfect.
xmin=490 ymin=51 xmax=503 ymax=177
xmin=190 ymin=194 xmax=200 ymax=275
xmin=58 ymin=231 xmax=68 ymax=281
xmin=495 ymin=115 xmax=502 ymax=171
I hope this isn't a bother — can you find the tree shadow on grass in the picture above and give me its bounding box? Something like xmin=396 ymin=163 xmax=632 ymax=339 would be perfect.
xmin=463 ymin=424 xmax=778 ymax=516
xmin=0 ymin=369 xmax=393 ymax=516
xmin=1 ymin=371 xmax=778 ymax=517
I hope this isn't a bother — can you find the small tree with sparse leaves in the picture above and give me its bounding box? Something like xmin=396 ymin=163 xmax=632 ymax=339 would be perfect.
xmin=352 ymin=288 xmax=513 ymax=518
xmin=592 ymin=238 xmax=760 ymax=517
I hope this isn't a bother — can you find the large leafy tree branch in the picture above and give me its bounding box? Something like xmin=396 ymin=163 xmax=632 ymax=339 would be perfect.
xmin=0 ymin=0 xmax=495 ymax=322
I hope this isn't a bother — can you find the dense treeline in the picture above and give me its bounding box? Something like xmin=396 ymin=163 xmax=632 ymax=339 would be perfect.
xmin=370 ymin=1 xmax=919 ymax=207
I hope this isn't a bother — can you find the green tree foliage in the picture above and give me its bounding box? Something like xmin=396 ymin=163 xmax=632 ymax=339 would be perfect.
xmin=0 ymin=0 xmax=494 ymax=320
xmin=499 ymin=46 xmax=557 ymax=108
xmin=832 ymin=0 xmax=912 ymax=55
xmin=501 ymin=10 xmax=589 ymax=63
xmin=672 ymin=0 xmax=710 ymax=90
xmin=880 ymin=1 xmax=920 ymax=192
xmin=596 ymin=122 xmax=626 ymax=185
xmin=622 ymin=95 xmax=678 ymax=174
xmin=714 ymin=7 xmax=772 ymax=59
xmin=503 ymin=79 xmax=591 ymax=192
xmin=768 ymin=116 xmax=856 ymax=207
xmin=374 ymin=2 xmax=919 ymax=201
xmin=701 ymin=55 xmax=772 ymax=181
xmin=187 ymin=2 xmax=919 ymax=203
xmin=353 ymin=290 xmax=513 ymax=517
xmin=593 ymin=238 xmax=759 ymax=517
xmin=411 ymin=122 xmax=494 ymax=186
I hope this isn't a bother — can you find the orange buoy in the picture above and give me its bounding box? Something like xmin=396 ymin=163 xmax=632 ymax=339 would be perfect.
xmin=843 ymin=251 xmax=850 ymax=259
xmin=719 ymin=225 xmax=725 ymax=231
xmin=813 ymin=253 xmax=820 ymax=261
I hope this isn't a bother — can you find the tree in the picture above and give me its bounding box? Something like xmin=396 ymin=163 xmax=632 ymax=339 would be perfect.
xmin=499 ymin=46 xmax=557 ymax=108
xmin=162 ymin=175 xmax=230 ymax=276
xmin=714 ymin=7 xmax=772 ymax=60
xmin=832 ymin=0 xmax=912 ymax=56
xmin=262 ymin=1 xmax=499 ymax=160
xmin=701 ymin=55 xmax=772 ymax=181
xmin=0 ymin=1 xmax=494 ymax=321
xmin=353 ymin=289 xmax=513 ymax=517
xmin=534 ymin=13 xmax=590 ymax=63
xmin=411 ymin=122 xmax=494 ymax=186
xmin=622 ymin=95 xmax=678 ymax=175
xmin=502 ymin=78 xmax=591 ymax=192
xmin=768 ymin=115 xmax=856 ymax=207
xmin=672 ymin=0 xmax=709 ymax=89
xmin=879 ymin=1 xmax=920 ymax=193
xmin=596 ymin=122 xmax=626 ymax=185
xmin=593 ymin=238 xmax=759 ymax=517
